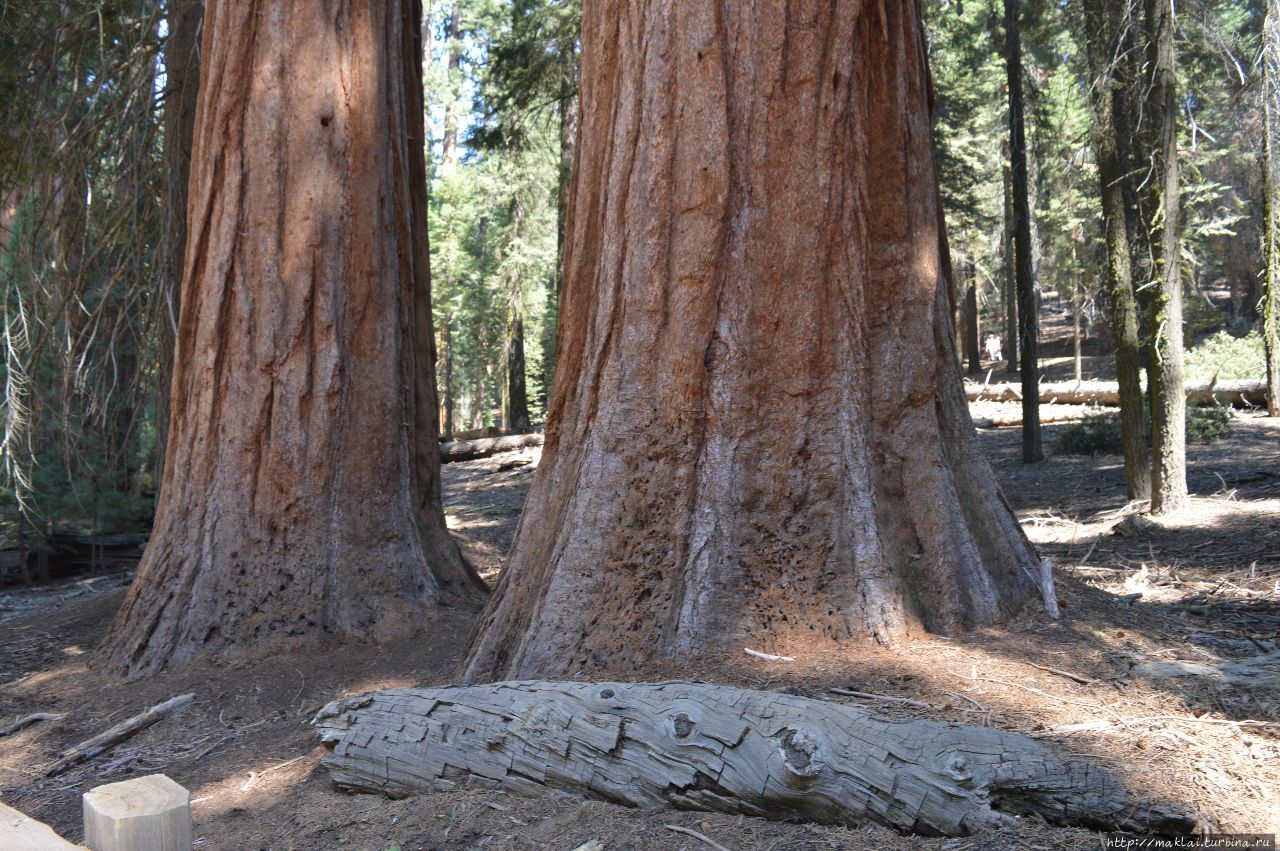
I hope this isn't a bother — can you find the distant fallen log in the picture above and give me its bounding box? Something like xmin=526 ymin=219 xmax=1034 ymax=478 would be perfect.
xmin=966 ymin=379 xmax=1266 ymax=407
xmin=971 ymin=404 xmax=1113 ymax=429
xmin=315 ymin=681 xmax=1192 ymax=837
xmin=439 ymin=433 xmax=543 ymax=464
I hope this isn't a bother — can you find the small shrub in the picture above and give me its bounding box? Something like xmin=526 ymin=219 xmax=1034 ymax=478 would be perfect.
xmin=1057 ymin=410 xmax=1125 ymax=455
xmin=1186 ymin=404 xmax=1231 ymax=444
xmin=1184 ymin=331 xmax=1266 ymax=383
xmin=1056 ymin=404 xmax=1231 ymax=454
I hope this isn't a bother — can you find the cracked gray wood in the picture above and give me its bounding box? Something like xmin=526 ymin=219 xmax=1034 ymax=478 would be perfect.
xmin=314 ymin=681 xmax=1193 ymax=837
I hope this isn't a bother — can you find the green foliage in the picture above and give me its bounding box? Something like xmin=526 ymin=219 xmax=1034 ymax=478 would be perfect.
xmin=427 ymin=0 xmax=575 ymax=432
xmin=1056 ymin=410 xmax=1126 ymax=455
xmin=1056 ymin=405 xmax=1232 ymax=455
xmin=1184 ymin=331 xmax=1267 ymax=382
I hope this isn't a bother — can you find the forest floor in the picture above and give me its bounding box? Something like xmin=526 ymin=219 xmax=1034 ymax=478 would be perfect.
xmin=1 ymin=409 xmax=1278 ymax=850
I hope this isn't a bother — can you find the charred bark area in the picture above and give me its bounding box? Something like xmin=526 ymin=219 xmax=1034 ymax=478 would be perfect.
xmin=463 ymin=0 xmax=1039 ymax=682
xmin=100 ymin=0 xmax=484 ymax=677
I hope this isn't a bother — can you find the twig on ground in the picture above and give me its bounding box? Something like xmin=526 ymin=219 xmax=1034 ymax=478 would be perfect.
xmin=665 ymin=824 xmax=734 ymax=851
xmin=828 ymin=688 xmax=933 ymax=709
xmin=942 ymin=690 xmax=991 ymax=725
xmin=743 ymin=648 xmax=794 ymax=663
xmin=191 ymin=734 xmax=235 ymax=763
xmin=1024 ymin=661 xmax=1097 ymax=686
xmin=240 ymin=754 xmax=307 ymax=792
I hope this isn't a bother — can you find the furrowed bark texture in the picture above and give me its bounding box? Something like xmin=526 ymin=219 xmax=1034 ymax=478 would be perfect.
xmin=155 ymin=0 xmax=203 ymax=483
xmin=463 ymin=0 xmax=1039 ymax=681
xmin=101 ymin=0 xmax=484 ymax=677
xmin=1264 ymin=0 xmax=1280 ymax=417
xmin=1143 ymin=0 xmax=1186 ymax=514
xmin=315 ymin=682 xmax=1194 ymax=836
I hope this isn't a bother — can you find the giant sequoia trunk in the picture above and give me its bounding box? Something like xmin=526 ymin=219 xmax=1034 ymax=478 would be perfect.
xmin=463 ymin=1 xmax=1040 ymax=682
xmin=100 ymin=0 xmax=485 ymax=677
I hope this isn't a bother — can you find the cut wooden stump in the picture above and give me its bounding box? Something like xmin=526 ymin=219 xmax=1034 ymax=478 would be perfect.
xmin=0 ymin=801 xmax=86 ymax=850
xmin=314 ymin=681 xmax=1194 ymax=837
xmin=83 ymin=774 xmax=191 ymax=851
xmin=966 ymin=378 xmax=1266 ymax=407
xmin=439 ymin=433 xmax=543 ymax=464
xmin=46 ymin=693 xmax=194 ymax=776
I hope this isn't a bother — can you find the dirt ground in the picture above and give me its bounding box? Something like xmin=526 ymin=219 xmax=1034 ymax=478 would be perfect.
xmin=1 ymin=411 xmax=1277 ymax=851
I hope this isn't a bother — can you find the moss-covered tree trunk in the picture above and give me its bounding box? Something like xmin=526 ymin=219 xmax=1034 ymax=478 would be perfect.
xmin=1264 ymin=0 xmax=1280 ymax=417
xmin=463 ymin=0 xmax=1040 ymax=682
xmin=1142 ymin=0 xmax=1186 ymax=514
xmin=101 ymin=0 xmax=485 ymax=677
xmin=1082 ymin=0 xmax=1151 ymax=500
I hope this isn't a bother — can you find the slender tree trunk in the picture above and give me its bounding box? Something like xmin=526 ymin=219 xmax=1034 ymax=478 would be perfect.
xmin=1004 ymin=0 xmax=1042 ymax=462
xmin=506 ymin=198 xmax=531 ymax=433
xmin=506 ymin=314 xmax=530 ymax=432
xmin=962 ymin=260 xmax=981 ymax=375
xmin=463 ymin=0 xmax=1040 ymax=682
xmin=100 ymin=0 xmax=485 ymax=677
xmin=155 ymin=0 xmax=202 ymax=486
xmin=1002 ymin=159 xmax=1018 ymax=375
xmin=1082 ymin=0 xmax=1150 ymax=500
xmin=441 ymin=316 xmax=456 ymax=437
xmin=440 ymin=3 xmax=462 ymax=173
xmin=1264 ymin=0 xmax=1280 ymax=417
xmin=1143 ymin=0 xmax=1186 ymax=514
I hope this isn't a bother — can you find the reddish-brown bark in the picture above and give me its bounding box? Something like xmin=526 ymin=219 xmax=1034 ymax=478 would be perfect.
xmin=101 ymin=0 xmax=484 ymax=677
xmin=464 ymin=0 xmax=1039 ymax=681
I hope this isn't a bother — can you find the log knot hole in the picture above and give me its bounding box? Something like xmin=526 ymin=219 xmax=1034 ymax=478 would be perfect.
xmin=671 ymin=713 xmax=695 ymax=739
xmin=944 ymin=754 xmax=974 ymax=785
xmin=775 ymin=728 xmax=824 ymax=782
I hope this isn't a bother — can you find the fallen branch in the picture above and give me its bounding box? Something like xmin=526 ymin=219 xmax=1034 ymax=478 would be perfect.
xmin=1024 ymin=662 xmax=1095 ymax=686
xmin=0 ymin=712 xmax=65 ymax=738
xmin=315 ymin=681 xmax=1193 ymax=836
xmin=743 ymin=647 xmax=794 ymax=663
xmin=827 ymin=688 xmax=932 ymax=709
xmin=45 ymin=693 xmax=194 ymax=776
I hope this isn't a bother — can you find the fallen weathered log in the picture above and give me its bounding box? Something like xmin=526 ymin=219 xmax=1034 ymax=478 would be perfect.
xmin=314 ymin=681 xmax=1193 ymax=836
xmin=970 ymin=404 xmax=1114 ymax=429
xmin=966 ymin=379 xmax=1266 ymax=407
xmin=439 ymin=433 xmax=543 ymax=464
xmin=46 ymin=693 xmax=194 ymax=776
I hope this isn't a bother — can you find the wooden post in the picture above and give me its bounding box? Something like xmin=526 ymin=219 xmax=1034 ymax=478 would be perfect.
xmin=0 ymin=801 xmax=86 ymax=850
xmin=83 ymin=774 xmax=191 ymax=851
